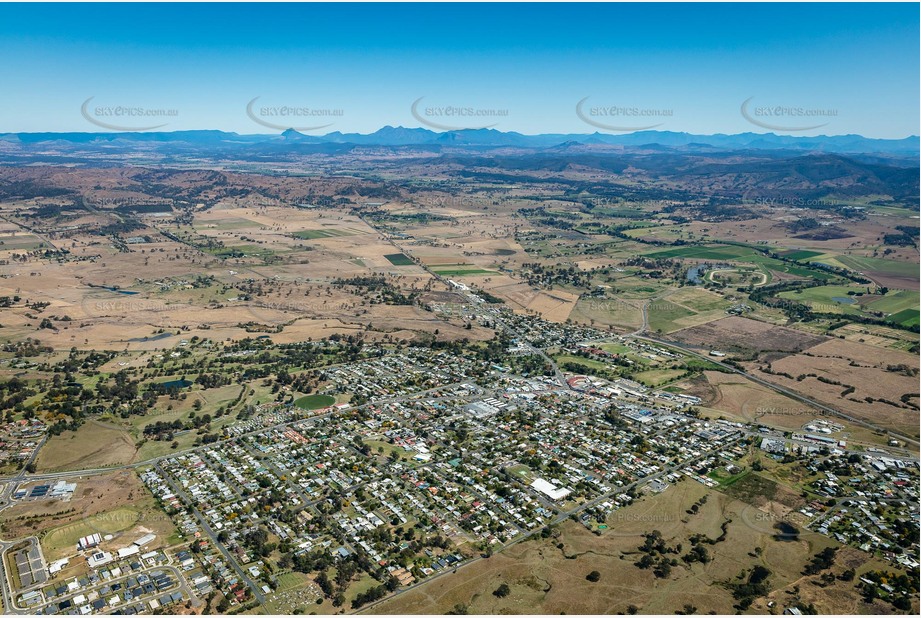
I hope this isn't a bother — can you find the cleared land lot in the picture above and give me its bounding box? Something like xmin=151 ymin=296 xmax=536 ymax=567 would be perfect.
xmin=747 ymin=338 xmax=921 ymax=440
xmin=671 ymin=316 xmax=826 ymax=356
xmin=689 ymin=371 xmax=822 ymax=423
xmin=0 ymin=470 xmax=178 ymax=562
xmin=35 ymin=421 xmax=139 ymax=472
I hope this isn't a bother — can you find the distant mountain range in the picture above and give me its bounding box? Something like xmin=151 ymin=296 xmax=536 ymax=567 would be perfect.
xmin=1 ymin=127 xmax=918 ymax=157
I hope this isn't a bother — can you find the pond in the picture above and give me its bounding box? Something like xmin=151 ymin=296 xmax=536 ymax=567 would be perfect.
xmin=773 ymin=521 xmax=800 ymax=542
xmin=127 ymin=332 xmax=172 ymax=342
xmin=160 ymin=379 xmax=193 ymax=389
xmin=89 ymin=284 xmax=139 ymax=295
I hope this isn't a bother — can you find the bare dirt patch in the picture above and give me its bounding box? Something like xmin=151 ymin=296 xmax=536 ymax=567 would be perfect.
xmin=672 ymin=316 xmax=826 ymax=356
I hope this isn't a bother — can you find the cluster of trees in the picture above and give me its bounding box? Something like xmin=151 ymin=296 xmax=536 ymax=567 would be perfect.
xmin=2 ymin=338 xmax=52 ymax=357
xmin=803 ymin=547 xmax=837 ymax=575
xmin=521 ymin=262 xmax=591 ymax=289
xmin=242 ymin=527 xmax=277 ymax=558
xmin=622 ymin=256 xmax=683 ymax=280
xmin=725 ymin=565 xmax=772 ymax=610
xmin=143 ymin=412 xmax=213 ymax=440
xmin=635 ymin=530 xmax=680 ymax=579
xmin=331 ymin=275 xmax=419 ymax=305
xmin=0 ymin=376 xmax=36 ymax=415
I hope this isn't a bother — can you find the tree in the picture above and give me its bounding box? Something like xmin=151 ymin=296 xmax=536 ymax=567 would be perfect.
xmin=586 ymin=570 xmax=601 ymax=582
xmin=493 ymin=583 xmax=511 ymax=598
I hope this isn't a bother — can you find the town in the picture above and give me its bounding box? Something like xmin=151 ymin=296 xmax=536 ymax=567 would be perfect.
xmin=1 ymin=304 xmax=917 ymax=615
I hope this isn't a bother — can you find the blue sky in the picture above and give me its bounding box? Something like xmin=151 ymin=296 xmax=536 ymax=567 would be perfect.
xmin=0 ymin=2 xmax=917 ymax=137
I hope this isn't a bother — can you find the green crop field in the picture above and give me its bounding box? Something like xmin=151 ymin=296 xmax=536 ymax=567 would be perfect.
xmin=778 ymin=285 xmax=868 ymax=314
xmin=384 ymin=253 xmax=414 ymax=265
xmin=780 ymin=249 xmax=824 ymax=261
xmin=647 ymin=301 xmax=698 ymax=333
xmin=837 ymin=255 xmax=918 ymax=278
xmin=430 ymin=264 xmax=496 ymax=276
xmin=292 ymin=229 xmax=352 ymax=240
xmin=888 ymin=308 xmax=920 ymax=327
xmin=665 ymin=287 xmax=731 ymax=313
xmin=643 ymin=244 xmax=756 ymax=260
xmin=867 ymin=289 xmax=920 ymax=314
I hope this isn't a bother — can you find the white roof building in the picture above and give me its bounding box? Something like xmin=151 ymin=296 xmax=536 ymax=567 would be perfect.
xmin=87 ymin=551 xmax=113 ymax=569
xmin=117 ymin=546 xmax=140 ymax=559
xmin=133 ymin=534 xmax=156 ymax=548
xmin=530 ymin=478 xmax=572 ymax=501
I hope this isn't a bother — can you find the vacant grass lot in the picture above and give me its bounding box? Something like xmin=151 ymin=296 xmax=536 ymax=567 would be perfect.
xmin=35 ymin=421 xmax=138 ymax=472
xmin=294 ymin=393 xmax=336 ymax=410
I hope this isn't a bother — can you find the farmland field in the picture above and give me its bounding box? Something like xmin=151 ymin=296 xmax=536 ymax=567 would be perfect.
xmin=779 ymin=249 xmax=825 ymax=261
xmin=430 ymin=264 xmax=497 ymax=276
xmin=384 ymin=252 xmax=414 ymax=265
xmin=292 ymin=228 xmax=354 ymax=239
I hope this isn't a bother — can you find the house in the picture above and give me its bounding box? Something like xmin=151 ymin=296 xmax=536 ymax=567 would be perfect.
xmin=87 ymin=551 xmax=113 ymax=569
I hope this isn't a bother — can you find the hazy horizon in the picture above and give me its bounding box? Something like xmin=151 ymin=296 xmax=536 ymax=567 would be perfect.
xmin=3 ymin=126 xmax=920 ymax=140
xmin=0 ymin=2 xmax=918 ymax=138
